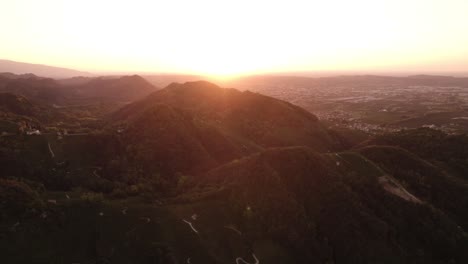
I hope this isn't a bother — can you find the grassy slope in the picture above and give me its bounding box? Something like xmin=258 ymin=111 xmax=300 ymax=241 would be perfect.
xmin=2 ymin=145 xmax=468 ymax=263
xmin=200 ymin=147 xmax=468 ymax=263
xmin=1 ymin=192 xmax=295 ymax=264
xmin=358 ymin=145 xmax=468 ymax=230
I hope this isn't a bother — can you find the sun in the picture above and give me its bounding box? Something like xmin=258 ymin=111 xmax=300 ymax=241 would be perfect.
xmin=173 ymin=48 xmax=270 ymax=80
xmin=190 ymin=60 xmax=255 ymax=81
xmin=167 ymin=33 xmax=286 ymax=79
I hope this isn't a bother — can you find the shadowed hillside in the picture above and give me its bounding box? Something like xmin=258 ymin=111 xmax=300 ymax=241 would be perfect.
xmin=197 ymin=147 xmax=468 ymax=263
xmin=362 ymin=128 xmax=468 ymax=180
xmin=67 ymin=75 xmax=156 ymax=102
xmin=0 ymin=73 xmax=157 ymax=105
xmin=120 ymin=104 xmax=243 ymax=176
xmin=358 ymin=145 xmax=468 ymax=231
xmin=0 ymin=73 xmax=64 ymax=104
xmin=0 ymin=93 xmax=53 ymax=132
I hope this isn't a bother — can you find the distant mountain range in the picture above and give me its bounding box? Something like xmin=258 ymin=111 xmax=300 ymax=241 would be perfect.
xmin=0 ymin=59 xmax=93 ymax=78
xmin=0 ymin=72 xmax=157 ymax=105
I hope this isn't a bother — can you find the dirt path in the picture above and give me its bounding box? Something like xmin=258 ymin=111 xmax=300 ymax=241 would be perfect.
xmin=182 ymin=219 xmax=199 ymax=234
xmin=378 ymin=175 xmax=422 ymax=203
xmin=47 ymin=142 xmax=55 ymax=158
xmin=236 ymin=254 xmax=259 ymax=264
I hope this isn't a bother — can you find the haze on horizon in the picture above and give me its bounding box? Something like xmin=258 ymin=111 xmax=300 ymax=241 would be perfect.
xmin=1 ymin=0 xmax=467 ymax=78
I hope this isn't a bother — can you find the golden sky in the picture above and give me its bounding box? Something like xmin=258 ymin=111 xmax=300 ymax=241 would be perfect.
xmin=1 ymin=0 xmax=467 ymax=77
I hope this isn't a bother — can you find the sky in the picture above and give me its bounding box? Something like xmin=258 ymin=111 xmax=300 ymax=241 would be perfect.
xmin=1 ymin=0 xmax=467 ymax=77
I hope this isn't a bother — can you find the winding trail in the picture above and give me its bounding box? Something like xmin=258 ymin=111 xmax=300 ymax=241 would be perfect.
xmin=224 ymin=225 xmax=242 ymax=236
xmin=182 ymin=219 xmax=199 ymax=234
xmin=47 ymin=142 xmax=55 ymax=158
xmin=236 ymin=254 xmax=259 ymax=264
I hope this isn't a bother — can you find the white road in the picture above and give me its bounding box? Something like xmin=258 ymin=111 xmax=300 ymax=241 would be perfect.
xmin=182 ymin=219 xmax=199 ymax=234
xmin=48 ymin=142 xmax=55 ymax=158
xmin=236 ymin=254 xmax=259 ymax=264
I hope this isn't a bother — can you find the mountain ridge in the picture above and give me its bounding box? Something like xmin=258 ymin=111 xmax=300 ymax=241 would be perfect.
xmin=0 ymin=59 xmax=93 ymax=78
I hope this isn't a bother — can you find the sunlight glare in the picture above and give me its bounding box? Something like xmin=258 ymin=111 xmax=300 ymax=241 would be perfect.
xmin=1 ymin=0 xmax=467 ymax=76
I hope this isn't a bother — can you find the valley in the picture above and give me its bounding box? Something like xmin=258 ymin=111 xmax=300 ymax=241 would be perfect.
xmin=224 ymin=75 xmax=468 ymax=134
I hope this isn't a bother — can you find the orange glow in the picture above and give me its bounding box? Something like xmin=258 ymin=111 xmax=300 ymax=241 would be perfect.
xmin=1 ymin=0 xmax=468 ymax=77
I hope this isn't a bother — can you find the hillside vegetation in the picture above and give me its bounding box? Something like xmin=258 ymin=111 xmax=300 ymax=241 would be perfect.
xmin=1 ymin=78 xmax=468 ymax=263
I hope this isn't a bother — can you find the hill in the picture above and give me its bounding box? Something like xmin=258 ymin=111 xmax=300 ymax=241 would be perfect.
xmin=0 ymin=72 xmax=41 ymax=79
xmin=357 ymin=145 xmax=468 ymax=230
xmin=103 ymin=81 xmax=345 ymax=181
xmin=113 ymin=81 xmax=340 ymax=152
xmin=196 ymin=146 xmax=468 ymax=263
xmin=3 ymin=143 xmax=467 ymax=263
xmin=117 ymin=103 xmax=243 ymax=177
xmin=362 ymin=128 xmax=468 ymax=180
xmin=0 ymin=92 xmax=37 ymax=116
xmin=67 ymin=75 xmax=156 ymax=102
xmin=0 ymin=73 xmax=64 ymax=104
xmin=0 ymin=59 xmax=92 ymax=78
xmin=0 ymin=93 xmax=53 ymax=133
xmin=0 ymin=73 xmax=156 ymax=107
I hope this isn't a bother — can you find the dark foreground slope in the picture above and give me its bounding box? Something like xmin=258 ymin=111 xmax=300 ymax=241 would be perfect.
xmin=197 ymin=147 xmax=468 ymax=263
xmin=358 ymin=145 xmax=468 ymax=231
xmin=3 ymin=146 xmax=467 ymax=264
